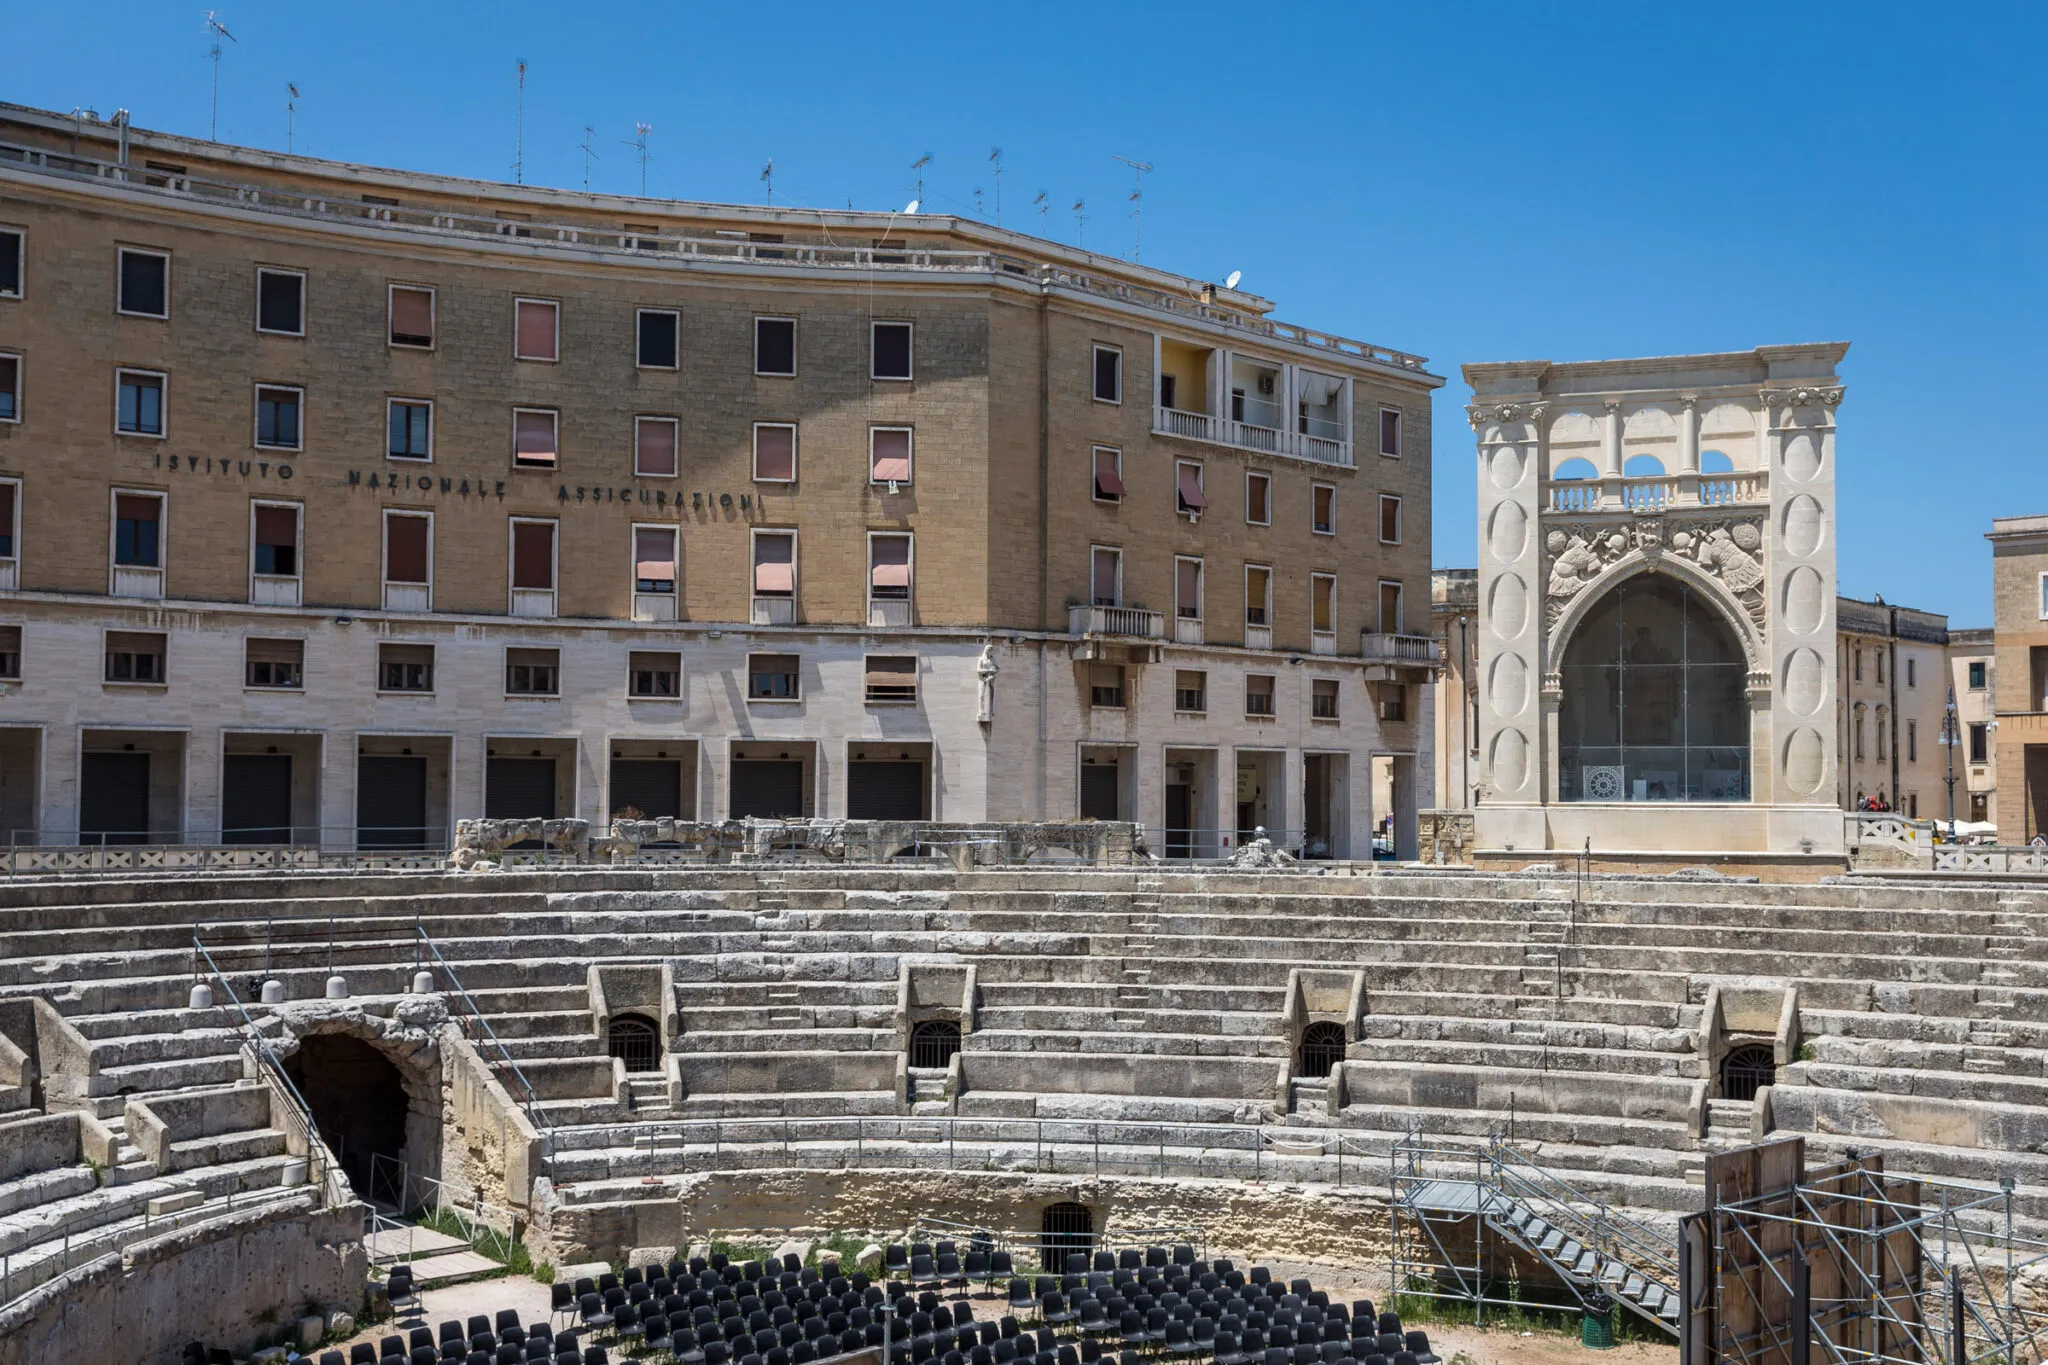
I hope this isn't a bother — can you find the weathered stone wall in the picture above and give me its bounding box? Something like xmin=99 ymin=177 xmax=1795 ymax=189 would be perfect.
xmin=535 ymin=1167 xmax=1391 ymax=1271
xmin=443 ymin=1029 xmax=543 ymax=1215
xmin=0 ymin=1195 xmax=365 ymax=1365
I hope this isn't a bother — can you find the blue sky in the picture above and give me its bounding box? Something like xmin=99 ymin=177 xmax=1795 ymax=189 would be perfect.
xmin=13 ymin=1 xmax=2041 ymax=625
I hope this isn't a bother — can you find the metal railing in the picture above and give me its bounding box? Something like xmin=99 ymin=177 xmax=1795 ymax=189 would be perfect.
xmin=413 ymin=925 xmax=555 ymax=1161
xmin=1151 ymin=406 xmax=1356 ymax=468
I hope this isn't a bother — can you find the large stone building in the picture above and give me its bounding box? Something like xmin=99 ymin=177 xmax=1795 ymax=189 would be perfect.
xmin=1834 ymin=595 xmax=1949 ymax=818
xmin=1465 ymin=346 xmax=1849 ymax=867
xmin=0 ymin=103 xmax=1442 ymax=857
xmin=1987 ymin=514 xmax=2048 ymax=841
xmin=1948 ymin=625 xmax=1996 ymax=827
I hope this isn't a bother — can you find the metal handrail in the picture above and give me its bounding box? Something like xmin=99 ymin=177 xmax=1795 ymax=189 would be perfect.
xmin=1488 ymin=1136 xmax=1677 ymax=1279
xmin=413 ymin=925 xmax=553 ymax=1157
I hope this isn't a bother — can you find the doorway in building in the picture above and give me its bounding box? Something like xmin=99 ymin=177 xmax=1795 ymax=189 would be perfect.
xmin=730 ymin=760 xmax=805 ymax=818
xmin=848 ymin=761 xmax=926 ymax=821
xmin=1040 ymin=1201 xmax=1094 ymax=1273
xmin=606 ymin=1013 xmax=662 ymax=1073
xmin=80 ymin=752 xmax=150 ymax=844
xmin=1165 ymin=778 xmax=1192 ymax=858
xmin=1370 ymin=755 xmax=1396 ymax=859
xmin=1297 ymin=1021 xmax=1347 ymax=1078
xmin=222 ymin=753 xmax=292 ymax=843
xmin=284 ymin=1034 xmax=409 ymax=1205
xmin=358 ymin=754 xmax=428 ymax=849
xmin=610 ymin=758 xmax=682 ymax=821
xmin=1079 ymin=765 xmax=1119 ymax=821
xmin=485 ymin=756 xmax=556 ymax=820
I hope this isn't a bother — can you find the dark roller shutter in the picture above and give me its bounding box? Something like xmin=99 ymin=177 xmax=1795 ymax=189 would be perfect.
xmin=610 ymin=758 xmax=681 ymax=821
xmin=222 ymin=754 xmax=293 ymax=843
xmin=81 ymin=752 xmax=150 ymax=844
xmin=357 ymin=755 xmax=428 ymax=849
xmin=1079 ymin=765 xmax=1119 ymax=821
xmin=729 ymin=760 xmax=804 ymax=819
xmin=486 ymin=757 xmax=556 ymax=820
xmin=847 ymin=762 xmax=924 ymax=821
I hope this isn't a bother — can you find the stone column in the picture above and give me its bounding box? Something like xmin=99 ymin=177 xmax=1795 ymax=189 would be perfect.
xmin=1600 ymin=400 xmax=1624 ymax=507
xmin=1678 ymin=396 xmax=1701 ymax=474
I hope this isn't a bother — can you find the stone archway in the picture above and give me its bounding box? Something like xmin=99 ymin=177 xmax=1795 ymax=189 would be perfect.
xmin=268 ymin=1000 xmax=446 ymax=1208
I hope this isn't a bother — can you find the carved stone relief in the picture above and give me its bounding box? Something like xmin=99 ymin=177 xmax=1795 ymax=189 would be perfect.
xmin=1542 ymin=514 xmax=1767 ymax=639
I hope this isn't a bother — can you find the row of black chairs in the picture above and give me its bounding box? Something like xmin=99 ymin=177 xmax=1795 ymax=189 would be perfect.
xmin=325 ymin=1309 xmax=610 ymax=1365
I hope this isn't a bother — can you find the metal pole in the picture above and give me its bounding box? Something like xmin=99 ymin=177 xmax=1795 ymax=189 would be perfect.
xmin=1950 ymin=1266 xmax=1964 ymax=1365
xmin=1791 ymin=1250 xmax=1810 ymax=1365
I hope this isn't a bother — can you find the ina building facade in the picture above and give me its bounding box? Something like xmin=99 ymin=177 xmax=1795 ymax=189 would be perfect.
xmin=0 ymin=103 xmax=1442 ymax=856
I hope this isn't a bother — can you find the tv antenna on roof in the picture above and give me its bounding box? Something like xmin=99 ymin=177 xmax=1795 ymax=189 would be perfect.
xmin=513 ymin=59 xmax=527 ymax=183
xmin=204 ymin=12 xmax=237 ymax=142
xmin=1033 ymin=190 xmax=1047 ymax=234
xmin=1111 ymin=154 xmax=1152 ymax=261
xmin=910 ymin=153 xmax=932 ymax=209
xmin=761 ymin=158 xmax=774 ymax=206
xmin=579 ymin=125 xmax=599 ymax=190
xmin=285 ymin=83 xmax=299 ymax=154
xmin=989 ymin=148 xmax=1004 ymax=225
xmin=621 ymin=122 xmax=652 ymax=196
xmin=1072 ymin=198 xmax=1085 ymax=249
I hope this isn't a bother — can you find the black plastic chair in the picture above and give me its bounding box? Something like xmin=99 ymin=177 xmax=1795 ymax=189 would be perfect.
xmin=1403 ymin=1333 xmax=1438 ymax=1365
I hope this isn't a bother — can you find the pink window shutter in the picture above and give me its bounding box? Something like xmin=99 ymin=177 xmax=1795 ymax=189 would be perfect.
xmin=634 ymin=528 xmax=675 ymax=581
xmin=392 ymin=288 xmax=433 ymax=339
xmin=512 ymin=522 xmax=554 ymax=589
xmin=753 ymin=536 xmax=794 ymax=592
xmin=1177 ymin=560 xmax=1200 ymax=611
xmin=755 ymin=426 xmax=795 ymax=480
xmin=870 ymin=429 xmax=911 ymax=482
xmin=870 ymin=537 xmax=911 ymax=588
xmin=515 ymin=411 xmax=556 ymax=463
xmin=254 ymin=504 xmax=297 ymax=548
xmin=636 ymin=420 xmax=677 ymax=476
xmin=516 ymin=300 xmax=557 ymax=360
xmin=1177 ymin=466 xmax=1208 ymax=510
xmin=1093 ymin=450 xmax=1125 ymax=497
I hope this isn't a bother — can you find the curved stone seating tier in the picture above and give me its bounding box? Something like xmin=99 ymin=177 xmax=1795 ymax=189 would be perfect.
xmin=1 ymin=865 xmax=2046 ymax=1226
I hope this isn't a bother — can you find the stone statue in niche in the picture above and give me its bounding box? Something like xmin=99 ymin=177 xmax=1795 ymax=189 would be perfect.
xmin=976 ymin=642 xmax=999 ymax=725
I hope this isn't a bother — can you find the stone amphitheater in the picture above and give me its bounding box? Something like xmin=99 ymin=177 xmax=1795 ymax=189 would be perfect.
xmin=3 ymin=852 xmax=2046 ymax=1364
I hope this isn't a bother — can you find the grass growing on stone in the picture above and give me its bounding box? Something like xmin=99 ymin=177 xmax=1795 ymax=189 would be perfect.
xmin=808 ymin=1233 xmax=873 ymax=1268
xmin=415 ymin=1206 xmax=535 ymax=1277
xmin=710 ymin=1239 xmax=773 ymax=1264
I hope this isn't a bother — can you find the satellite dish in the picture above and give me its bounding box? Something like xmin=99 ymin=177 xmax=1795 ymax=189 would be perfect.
xmin=903 ymin=199 xmax=920 ymax=215
xmin=1224 ymin=270 xmax=1242 ymax=291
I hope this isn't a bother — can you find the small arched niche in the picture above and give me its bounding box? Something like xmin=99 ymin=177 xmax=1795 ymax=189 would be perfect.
xmin=1296 ymin=1021 xmax=1347 ymax=1079
xmin=606 ymin=1012 xmax=662 ymax=1073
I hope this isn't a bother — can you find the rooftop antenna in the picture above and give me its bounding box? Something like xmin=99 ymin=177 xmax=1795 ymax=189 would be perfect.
xmin=1033 ymin=190 xmax=1047 ymax=234
xmin=973 ymin=186 xmax=985 ymax=219
xmin=989 ymin=148 xmax=1004 ymax=225
xmin=621 ymin=122 xmax=652 ymax=196
xmin=285 ymin=83 xmax=299 ymax=154
xmin=1225 ymin=269 xmax=1242 ymax=291
xmin=761 ymin=158 xmax=774 ymax=206
xmin=910 ymin=153 xmax=931 ymax=209
xmin=204 ymin=12 xmax=237 ymax=142
xmin=1072 ymin=198 xmax=1085 ymax=249
xmin=578 ymin=125 xmax=598 ymax=190
xmin=1111 ymin=154 xmax=1152 ymax=261
xmin=513 ymin=59 xmax=527 ymax=184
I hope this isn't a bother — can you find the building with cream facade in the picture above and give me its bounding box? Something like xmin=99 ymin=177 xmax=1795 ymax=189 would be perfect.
xmin=1833 ymin=595 xmax=1949 ymax=818
xmin=0 ymin=103 xmax=1441 ymax=857
xmin=1466 ymin=346 xmax=1848 ymax=866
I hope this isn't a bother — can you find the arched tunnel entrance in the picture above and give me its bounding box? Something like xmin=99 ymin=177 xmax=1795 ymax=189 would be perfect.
xmin=284 ymin=1033 xmax=412 ymax=1205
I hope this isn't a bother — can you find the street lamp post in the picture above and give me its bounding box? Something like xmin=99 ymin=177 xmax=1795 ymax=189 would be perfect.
xmin=1939 ymin=683 xmax=1961 ymax=843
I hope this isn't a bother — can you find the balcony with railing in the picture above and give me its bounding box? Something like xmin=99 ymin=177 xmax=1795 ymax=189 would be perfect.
xmin=1070 ymin=604 xmax=1165 ymax=639
xmin=1360 ymin=632 xmax=1443 ymax=668
xmin=1546 ymin=469 xmax=1768 ymax=515
xmin=1173 ymin=614 xmax=1205 ymax=645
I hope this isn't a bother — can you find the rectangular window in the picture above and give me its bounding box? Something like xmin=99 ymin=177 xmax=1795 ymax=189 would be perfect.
xmin=384 ymin=512 xmax=431 ymax=586
xmin=1245 ymin=674 xmax=1276 ymax=717
xmin=252 ymin=503 xmax=300 ymax=576
xmin=1379 ymin=493 xmax=1402 ymax=544
xmin=105 ymin=630 xmax=166 ymax=684
xmin=1245 ymin=471 xmax=1271 ymax=525
xmin=388 ymin=399 xmax=433 ymax=460
xmin=116 ymin=369 xmax=165 ymax=436
xmin=634 ymin=525 xmax=677 ymax=593
xmin=1379 ymin=580 xmax=1405 ymax=635
xmin=1159 ymin=373 xmax=1177 ymax=410
xmin=1093 ymin=345 xmax=1122 ymax=403
xmin=753 ymin=423 xmax=797 ymax=482
xmin=1854 ymin=648 xmax=1862 ymax=682
xmin=0 ymin=625 xmax=19 ymax=680
xmin=629 ymin=649 xmax=682 ymax=698
xmin=1090 ymin=663 xmax=1126 ymax=709
xmin=510 ymin=520 xmax=556 ymax=590
xmin=0 ymin=229 xmax=20 ymax=297
xmin=755 ymin=316 xmax=797 ymax=376
xmin=389 ymin=285 xmax=435 ymax=348
xmin=1970 ymin=722 xmax=1989 ymax=763
xmin=865 ymin=655 xmax=918 ymax=704
xmin=514 ymin=297 xmax=559 ymax=361
xmin=635 ymin=416 xmax=679 ymax=477
xmin=1907 ymin=719 xmax=1917 ymax=762
xmin=379 ymin=642 xmax=434 ymax=693
xmin=0 ymin=480 xmax=17 ymax=560
xmin=748 ymin=652 xmax=801 ymax=700
xmin=1970 ymin=661 xmax=1987 ymax=690
xmin=1174 ymin=669 xmax=1207 ymax=714
xmin=256 ymin=268 xmax=305 ymax=335
xmin=1091 ymin=546 xmax=1121 ymax=607
xmin=114 ymin=493 xmax=162 ymax=567
xmin=513 ymin=408 xmax=558 ymax=468
xmin=1907 ymin=657 xmax=1916 ymax=687
xmin=870 ymin=427 xmax=912 ymax=484
xmin=1378 ymin=406 xmax=1402 ymax=458
xmin=753 ymin=532 xmax=796 ymax=597
xmin=1877 ymin=652 xmax=1885 ymax=684
xmin=1312 ymin=678 xmax=1339 ymax=719
xmin=1377 ymin=681 xmax=1408 ymax=722
xmin=637 ymin=308 xmax=680 ymax=369
xmin=254 ymin=384 xmax=303 ymax=450
xmin=0 ymin=353 xmax=17 ymax=423
xmin=871 ymin=321 xmax=913 ymax=380
xmin=1312 ymin=483 xmax=1335 ymax=535
xmin=1877 ymin=718 xmax=1888 ymax=761
xmin=117 ymin=247 xmax=169 ymax=318
xmin=1245 ymin=565 xmax=1271 ymax=627
xmin=1311 ymin=574 xmax=1335 ymax=634
xmin=869 ymin=534 xmax=912 ymax=602
xmin=1176 ymin=461 xmax=1207 ymax=515
xmin=1175 ymin=557 xmax=1202 ymax=620
xmin=505 ymin=647 xmax=560 ymax=696
xmin=244 ymin=637 xmax=304 ymax=689
xmin=1092 ymin=446 xmax=1124 ymax=503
